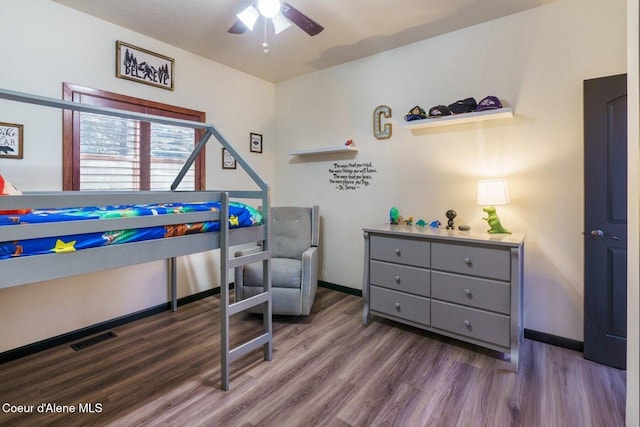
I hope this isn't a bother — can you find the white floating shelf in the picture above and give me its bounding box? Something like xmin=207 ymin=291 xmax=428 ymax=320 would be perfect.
xmin=289 ymin=146 xmax=360 ymax=156
xmin=403 ymin=107 xmax=514 ymax=130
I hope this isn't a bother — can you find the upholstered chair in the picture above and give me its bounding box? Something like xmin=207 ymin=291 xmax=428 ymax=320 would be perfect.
xmin=235 ymin=206 xmax=319 ymax=316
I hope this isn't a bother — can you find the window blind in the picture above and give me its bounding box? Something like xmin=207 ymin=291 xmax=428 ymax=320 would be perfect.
xmin=78 ymin=113 xmax=195 ymax=191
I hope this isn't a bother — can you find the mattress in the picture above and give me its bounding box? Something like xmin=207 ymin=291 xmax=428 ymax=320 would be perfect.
xmin=0 ymin=201 xmax=262 ymax=260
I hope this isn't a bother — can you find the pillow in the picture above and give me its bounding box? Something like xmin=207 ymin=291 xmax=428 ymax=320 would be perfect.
xmin=0 ymin=175 xmax=31 ymax=215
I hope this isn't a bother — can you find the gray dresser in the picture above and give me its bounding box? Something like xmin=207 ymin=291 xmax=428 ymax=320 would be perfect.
xmin=362 ymin=224 xmax=525 ymax=371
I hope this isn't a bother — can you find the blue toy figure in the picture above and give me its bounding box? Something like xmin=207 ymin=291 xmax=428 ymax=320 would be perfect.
xmin=429 ymin=220 xmax=441 ymax=228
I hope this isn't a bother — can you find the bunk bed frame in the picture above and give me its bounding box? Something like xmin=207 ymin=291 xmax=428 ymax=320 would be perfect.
xmin=0 ymin=88 xmax=272 ymax=391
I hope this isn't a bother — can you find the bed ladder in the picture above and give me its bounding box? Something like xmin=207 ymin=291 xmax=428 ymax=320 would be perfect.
xmin=219 ymin=192 xmax=272 ymax=391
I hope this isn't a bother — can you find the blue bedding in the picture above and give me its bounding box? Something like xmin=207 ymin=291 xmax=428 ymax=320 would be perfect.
xmin=0 ymin=201 xmax=262 ymax=260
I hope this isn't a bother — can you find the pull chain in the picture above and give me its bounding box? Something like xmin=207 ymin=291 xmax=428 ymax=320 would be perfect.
xmin=262 ymin=17 xmax=269 ymax=53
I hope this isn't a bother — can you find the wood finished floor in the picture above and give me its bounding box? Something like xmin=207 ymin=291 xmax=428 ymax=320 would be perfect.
xmin=0 ymin=287 xmax=626 ymax=427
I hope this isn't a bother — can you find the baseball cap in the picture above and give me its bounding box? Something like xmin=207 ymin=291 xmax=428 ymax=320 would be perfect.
xmin=404 ymin=105 xmax=427 ymax=121
xmin=475 ymin=96 xmax=503 ymax=111
xmin=428 ymin=105 xmax=452 ymax=117
xmin=448 ymin=97 xmax=478 ymax=114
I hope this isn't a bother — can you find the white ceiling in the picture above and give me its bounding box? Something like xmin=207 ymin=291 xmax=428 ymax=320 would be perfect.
xmin=52 ymin=0 xmax=554 ymax=83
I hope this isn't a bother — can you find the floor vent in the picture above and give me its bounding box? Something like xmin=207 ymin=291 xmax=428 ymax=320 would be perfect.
xmin=71 ymin=331 xmax=117 ymax=351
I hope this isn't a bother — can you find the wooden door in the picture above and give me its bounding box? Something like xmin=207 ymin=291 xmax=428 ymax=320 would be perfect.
xmin=583 ymin=73 xmax=627 ymax=369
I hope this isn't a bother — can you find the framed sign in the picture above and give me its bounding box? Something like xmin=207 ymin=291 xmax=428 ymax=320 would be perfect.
xmin=222 ymin=148 xmax=236 ymax=169
xmin=116 ymin=41 xmax=174 ymax=90
xmin=0 ymin=122 xmax=23 ymax=159
xmin=250 ymin=132 xmax=263 ymax=153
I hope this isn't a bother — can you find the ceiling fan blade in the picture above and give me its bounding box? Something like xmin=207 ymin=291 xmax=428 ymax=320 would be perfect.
xmin=228 ymin=19 xmax=248 ymax=34
xmin=281 ymin=2 xmax=324 ymax=36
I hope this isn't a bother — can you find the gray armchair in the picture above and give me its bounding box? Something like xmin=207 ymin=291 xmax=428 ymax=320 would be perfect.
xmin=235 ymin=206 xmax=319 ymax=316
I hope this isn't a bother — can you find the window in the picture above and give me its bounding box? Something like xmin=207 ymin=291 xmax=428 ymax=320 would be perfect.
xmin=62 ymin=83 xmax=206 ymax=191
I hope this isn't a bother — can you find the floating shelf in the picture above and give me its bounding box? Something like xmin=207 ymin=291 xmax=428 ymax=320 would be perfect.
xmin=289 ymin=146 xmax=360 ymax=156
xmin=403 ymin=107 xmax=514 ymax=130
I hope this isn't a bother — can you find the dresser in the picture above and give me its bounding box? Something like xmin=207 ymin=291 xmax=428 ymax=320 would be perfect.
xmin=362 ymin=224 xmax=525 ymax=371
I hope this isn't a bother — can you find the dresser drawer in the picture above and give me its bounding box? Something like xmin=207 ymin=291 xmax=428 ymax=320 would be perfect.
xmin=370 ymin=286 xmax=430 ymax=326
xmin=431 ymin=242 xmax=510 ymax=281
xmin=431 ymin=271 xmax=510 ymax=314
xmin=431 ymin=300 xmax=510 ymax=348
xmin=370 ymin=235 xmax=430 ymax=268
xmin=370 ymin=260 xmax=430 ymax=297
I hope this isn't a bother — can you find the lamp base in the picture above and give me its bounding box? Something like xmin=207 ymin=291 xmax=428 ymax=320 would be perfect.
xmin=482 ymin=206 xmax=511 ymax=234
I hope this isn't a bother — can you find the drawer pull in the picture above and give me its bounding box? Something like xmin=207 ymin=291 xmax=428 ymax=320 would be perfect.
xmin=395 ymin=248 xmax=401 ymax=255
xmin=394 ymin=302 xmax=401 ymax=310
xmin=464 ymin=289 xmax=471 ymax=296
xmin=394 ymin=275 xmax=401 ymax=283
xmin=464 ymin=320 xmax=471 ymax=327
xmin=463 ymin=257 xmax=472 ymax=265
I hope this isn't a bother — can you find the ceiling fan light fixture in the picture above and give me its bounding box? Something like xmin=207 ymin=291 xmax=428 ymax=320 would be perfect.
xmin=272 ymin=12 xmax=291 ymax=34
xmin=236 ymin=5 xmax=259 ymax=31
xmin=257 ymin=0 xmax=281 ymax=19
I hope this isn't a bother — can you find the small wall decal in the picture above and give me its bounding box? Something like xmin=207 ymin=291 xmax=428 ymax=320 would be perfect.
xmin=329 ymin=161 xmax=377 ymax=190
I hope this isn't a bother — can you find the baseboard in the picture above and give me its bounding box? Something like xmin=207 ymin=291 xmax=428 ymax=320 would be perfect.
xmin=319 ymin=280 xmax=362 ymax=297
xmin=0 ymin=287 xmax=223 ymax=365
xmin=1 ymin=283 xmax=583 ymax=364
xmin=524 ymin=328 xmax=584 ymax=352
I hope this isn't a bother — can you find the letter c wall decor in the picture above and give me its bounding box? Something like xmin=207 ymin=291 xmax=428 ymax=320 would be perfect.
xmin=373 ymin=105 xmax=392 ymax=140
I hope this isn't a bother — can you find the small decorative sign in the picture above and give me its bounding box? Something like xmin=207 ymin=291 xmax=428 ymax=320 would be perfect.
xmin=373 ymin=105 xmax=392 ymax=140
xmin=222 ymin=148 xmax=236 ymax=169
xmin=0 ymin=122 xmax=23 ymax=159
xmin=250 ymin=132 xmax=263 ymax=153
xmin=328 ymin=161 xmax=377 ymax=190
xmin=116 ymin=41 xmax=174 ymax=90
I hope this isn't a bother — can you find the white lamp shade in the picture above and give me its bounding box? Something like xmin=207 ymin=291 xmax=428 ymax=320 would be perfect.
xmin=272 ymin=12 xmax=291 ymax=34
xmin=237 ymin=5 xmax=260 ymax=31
xmin=477 ymin=179 xmax=510 ymax=206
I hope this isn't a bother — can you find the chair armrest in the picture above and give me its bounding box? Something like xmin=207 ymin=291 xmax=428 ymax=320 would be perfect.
xmin=300 ymin=246 xmax=319 ymax=315
xmin=234 ymin=245 xmax=262 ymax=301
xmin=234 ymin=245 xmax=262 ymax=258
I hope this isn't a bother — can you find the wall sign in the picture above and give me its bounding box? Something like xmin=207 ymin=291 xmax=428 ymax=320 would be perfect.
xmin=222 ymin=148 xmax=236 ymax=169
xmin=0 ymin=122 xmax=23 ymax=159
xmin=250 ymin=132 xmax=263 ymax=153
xmin=116 ymin=41 xmax=174 ymax=90
xmin=329 ymin=161 xmax=377 ymax=190
xmin=373 ymin=105 xmax=392 ymax=139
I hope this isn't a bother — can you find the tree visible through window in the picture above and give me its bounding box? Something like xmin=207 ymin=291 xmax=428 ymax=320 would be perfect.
xmin=62 ymin=83 xmax=205 ymax=191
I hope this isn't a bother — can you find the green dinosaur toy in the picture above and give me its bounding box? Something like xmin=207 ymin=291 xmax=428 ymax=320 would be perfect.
xmin=389 ymin=206 xmax=399 ymax=225
xmin=482 ymin=206 xmax=511 ymax=234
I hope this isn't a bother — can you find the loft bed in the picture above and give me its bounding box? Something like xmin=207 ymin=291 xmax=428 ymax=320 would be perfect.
xmin=0 ymin=88 xmax=272 ymax=391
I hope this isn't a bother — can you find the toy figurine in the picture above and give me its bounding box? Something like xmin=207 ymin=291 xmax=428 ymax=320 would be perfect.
xmin=403 ymin=216 xmax=414 ymax=226
xmin=445 ymin=209 xmax=457 ymax=230
xmin=389 ymin=206 xmax=400 ymax=225
xmin=416 ymin=219 xmax=427 ymax=227
xmin=429 ymin=220 xmax=441 ymax=228
xmin=482 ymin=206 xmax=511 ymax=234
xmin=345 ymin=139 xmax=354 ymax=146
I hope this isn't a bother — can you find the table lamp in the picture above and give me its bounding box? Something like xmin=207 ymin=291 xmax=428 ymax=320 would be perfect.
xmin=477 ymin=179 xmax=511 ymax=234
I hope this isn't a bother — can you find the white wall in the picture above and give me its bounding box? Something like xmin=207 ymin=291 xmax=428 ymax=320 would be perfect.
xmin=274 ymin=0 xmax=626 ymax=341
xmin=0 ymin=0 xmax=275 ymax=352
xmin=0 ymin=0 xmax=630 ymax=359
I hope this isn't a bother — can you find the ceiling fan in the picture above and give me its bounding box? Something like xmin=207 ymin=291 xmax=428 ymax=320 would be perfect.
xmin=228 ymin=0 xmax=324 ymax=37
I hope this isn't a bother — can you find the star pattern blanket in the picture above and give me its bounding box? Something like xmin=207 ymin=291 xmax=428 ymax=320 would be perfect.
xmin=0 ymin=201 xmax=262 ymax=259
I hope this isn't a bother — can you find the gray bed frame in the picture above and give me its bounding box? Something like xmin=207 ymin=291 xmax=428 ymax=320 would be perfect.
xmin=0 ymin=88 xmax=272 ymax=391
